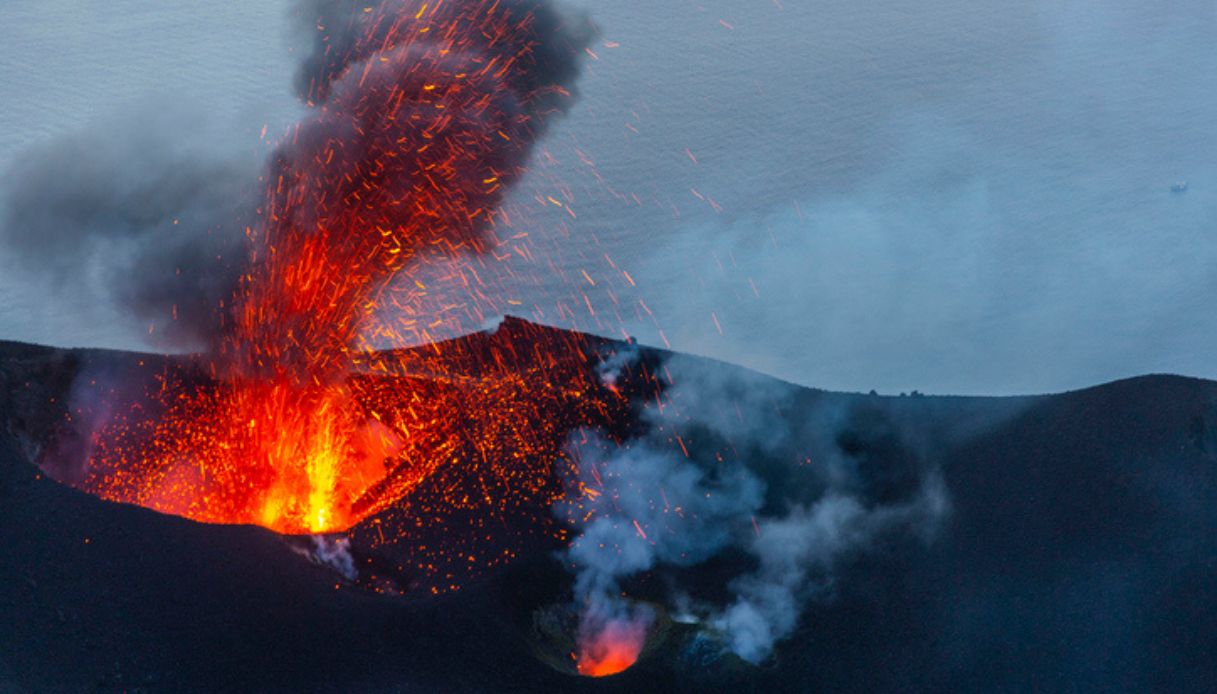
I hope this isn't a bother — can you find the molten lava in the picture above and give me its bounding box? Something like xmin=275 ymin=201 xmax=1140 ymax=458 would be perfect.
xmin=576 ymin=618 xmax=649 ymax=677
xmin=77 ymin=326 xmax=625 ymax=535
xmin=52 ymin=0 xmax=600 ymax=536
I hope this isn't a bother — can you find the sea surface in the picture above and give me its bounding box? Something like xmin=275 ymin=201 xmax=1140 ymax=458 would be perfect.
xmin=1 ymin=0 xmax=1215 ymax=394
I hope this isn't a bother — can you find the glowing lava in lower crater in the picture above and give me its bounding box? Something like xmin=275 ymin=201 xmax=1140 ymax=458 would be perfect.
xmin=577 ymin=619 xmax=650 ymax=677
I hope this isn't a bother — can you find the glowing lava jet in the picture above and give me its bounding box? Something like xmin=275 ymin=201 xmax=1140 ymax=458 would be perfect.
xmin=67 ymin=0 xmax=597 ymax=535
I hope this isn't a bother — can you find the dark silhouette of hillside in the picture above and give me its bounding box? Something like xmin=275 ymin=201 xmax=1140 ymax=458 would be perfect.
xmin=1 ymin=320 xmax=1214 ymax=692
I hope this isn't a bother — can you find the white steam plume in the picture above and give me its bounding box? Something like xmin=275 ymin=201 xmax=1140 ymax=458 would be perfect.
xmin=557 ymin=351 xmax=951 ymax=665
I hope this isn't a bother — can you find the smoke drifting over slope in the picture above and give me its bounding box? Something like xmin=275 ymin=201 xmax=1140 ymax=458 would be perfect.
xmin=560 ymin=434 xmax=765 ymax=672
xmin=559 ymin=353 xmax=950 ymax=665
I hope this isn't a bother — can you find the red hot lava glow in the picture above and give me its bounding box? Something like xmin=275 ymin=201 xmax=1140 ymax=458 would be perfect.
xmin=54 ymin=0 xmax=602 ymax=536
xmin=576 ymin=618 xmax=649 ymax=677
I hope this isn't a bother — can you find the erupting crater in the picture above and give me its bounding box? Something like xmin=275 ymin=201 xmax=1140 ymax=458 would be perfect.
xmin=28 ymin=0 xmax=603 ymax=538
xmin=44 ymin=320 xmax=634 ymax=536
xmin=13 ymin=0 xmax=664 ymax=680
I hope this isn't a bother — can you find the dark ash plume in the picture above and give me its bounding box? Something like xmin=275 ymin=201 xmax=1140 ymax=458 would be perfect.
xmin=224 ymin=0 xmax=594 ymax=376
xmin=292 ymin=0 xmax=592 ymax=114
xmin=0 ymin=105 xmax=257 ymax=348
xmin=0 ymin=0 xmax=593 ymax=352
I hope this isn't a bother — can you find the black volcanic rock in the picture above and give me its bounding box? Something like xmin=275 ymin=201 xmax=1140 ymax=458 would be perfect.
xmin=1 ymin=321 xmax=1215 ymax=692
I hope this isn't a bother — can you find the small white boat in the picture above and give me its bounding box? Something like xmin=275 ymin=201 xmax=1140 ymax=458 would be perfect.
xmin=1171 ymin=181 xmax=1189 ymax=193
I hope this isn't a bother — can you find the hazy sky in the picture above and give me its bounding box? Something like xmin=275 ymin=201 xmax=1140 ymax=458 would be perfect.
xmin=1 ymin=0 xmax=1214 ymax=395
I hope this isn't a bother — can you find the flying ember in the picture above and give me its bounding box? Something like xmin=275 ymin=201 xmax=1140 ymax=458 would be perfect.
xmin=35 ymin=0 xmax=656 ymax=680
xmin=49 ymin=0 xmax=598 ymax=535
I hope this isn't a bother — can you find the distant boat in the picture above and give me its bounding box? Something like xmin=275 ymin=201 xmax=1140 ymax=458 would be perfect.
xmin=1171 ymin=181 xmax=1189 ymax=193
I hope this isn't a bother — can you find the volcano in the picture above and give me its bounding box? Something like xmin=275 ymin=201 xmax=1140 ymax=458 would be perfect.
xmin=1 ymin=318 xmax=1215 ymax=693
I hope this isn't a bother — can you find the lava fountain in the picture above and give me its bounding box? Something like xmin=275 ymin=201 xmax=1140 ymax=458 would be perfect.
xmin=52 ymin=0 xmax=598 ymax=535
xmin=37 ymin=0 xmax=656 ymax=678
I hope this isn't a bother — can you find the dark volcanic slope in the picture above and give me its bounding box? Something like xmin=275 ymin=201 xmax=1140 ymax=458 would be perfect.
xmin=1 ymin=321 xmax=1215 ymax=693
xmin=0 ymin=433 xmax=586 ymax=694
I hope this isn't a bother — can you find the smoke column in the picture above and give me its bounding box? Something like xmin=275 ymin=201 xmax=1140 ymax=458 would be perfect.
xmin=2 ymin=0 xmax=597 ymax=536
xmin=559 ymin=353 xmax=950 ymax=668
xmin=227 ymin=0 xmax=594 ymax=380
xmin=208 ymin=0 xmax=594 ymax=533
xmin=0 ymin=0 xmax=593 ymax=358
xmin=558 ymin=434 xmax=765 ymax=675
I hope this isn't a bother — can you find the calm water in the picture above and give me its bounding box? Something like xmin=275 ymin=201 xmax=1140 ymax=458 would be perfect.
xmin=1 ymin=0 xmax=1215 ymax=394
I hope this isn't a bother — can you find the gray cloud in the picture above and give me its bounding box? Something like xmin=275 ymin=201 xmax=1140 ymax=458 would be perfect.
xmin=0 ymin=103 xmax=258 ymax=349
xmin=558 ymin=351 xmax=950 ymax=665
xmin=522 ymin=0 xmax=1217 ymax=395
xmin=719 ymin=475 xmax=948 ymax=663
xmin=0 ymin=0 xmax=593 ymax=353
xmin=557 ymin=433 xmax=764 ymax=661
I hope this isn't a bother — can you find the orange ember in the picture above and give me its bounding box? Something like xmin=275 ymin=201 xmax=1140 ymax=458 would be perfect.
xmin=75 ymin=323 xmax=626 ymax=536
xmin=47 ymin=1 xmax=599 ymax=536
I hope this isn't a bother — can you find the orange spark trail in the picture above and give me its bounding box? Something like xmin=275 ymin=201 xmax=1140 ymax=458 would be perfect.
xmin=61 ymin=0 xmax=597 ymax=535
